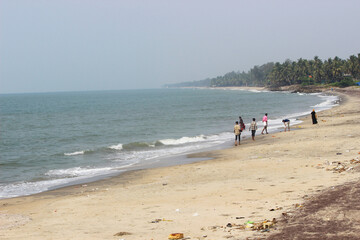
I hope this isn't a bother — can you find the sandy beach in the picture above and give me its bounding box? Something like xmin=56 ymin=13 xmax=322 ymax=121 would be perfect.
xmin=1 ymin=87 xmax=360 ymax=240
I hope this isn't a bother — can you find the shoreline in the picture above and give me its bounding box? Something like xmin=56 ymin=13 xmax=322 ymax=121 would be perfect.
xmin=179 ymin=86 xmax=267 ymax=92
xmin=177 ymin=84 xmax=335 ymax=93
xmin=0 ymin=87 xmax=336 ymax=200
xmin=1 ymin=87 xmax=359 ymax=239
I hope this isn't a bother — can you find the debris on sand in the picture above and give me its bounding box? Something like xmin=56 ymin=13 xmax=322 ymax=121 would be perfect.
xmin=150 ymin=218 xmax=173 ymax=223
xmin=223 ymin=218 xmax=277 ymax=232
xmin=323 ymin=157 xmax=360 ymax=173
xmin=168 ymin=233 xmax=184 ymax=239
xmin=113 ymin=231 xmax=131 ymax=236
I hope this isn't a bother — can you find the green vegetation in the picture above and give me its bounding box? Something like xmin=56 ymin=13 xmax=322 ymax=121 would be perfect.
xmin=210 ymin=62 xmax=274 ymax=87
xmin=265 ymin=55 xmax=359 ymax=88
xmin=164 ymin=78 xmax=211 ymax=88
xmin=330 ymin=76 xmax=355 ymax=88
xmin=167 ymin=54 xmax=360 ymax=89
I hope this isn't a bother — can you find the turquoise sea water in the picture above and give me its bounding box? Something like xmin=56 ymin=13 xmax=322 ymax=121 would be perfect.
xmin=0 ymin=88 xmax=337 ymax=198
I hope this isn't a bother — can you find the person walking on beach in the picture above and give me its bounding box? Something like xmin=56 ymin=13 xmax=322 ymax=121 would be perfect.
xmin=261 ymin=113 xmax=268 ymax=134
xmin=239 ymin=116 xmax=245 ymax=132
xmin=311 ymin=109 xmax=318 ymax=124
xmin=249 ymin=118 xmax=258 ymax=141
xmin=282 ymin=119 xmax=290 ymax=132
xmin=234 ymin=121 xmax=241 ymax=146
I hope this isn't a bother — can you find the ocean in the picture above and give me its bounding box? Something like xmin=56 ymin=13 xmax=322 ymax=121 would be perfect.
xmin=0 ymin=88 xmax=338 ymax=199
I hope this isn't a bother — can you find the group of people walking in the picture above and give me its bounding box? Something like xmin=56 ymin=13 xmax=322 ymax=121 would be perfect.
xmin=233 ymin=110 xmax=318 ymax=146
xmin=233 ymin=114 xmax=268 ymax=146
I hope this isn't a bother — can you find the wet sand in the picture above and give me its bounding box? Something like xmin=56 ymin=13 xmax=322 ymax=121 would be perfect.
xmin=1 ymin=87 xmax=359 ymax=240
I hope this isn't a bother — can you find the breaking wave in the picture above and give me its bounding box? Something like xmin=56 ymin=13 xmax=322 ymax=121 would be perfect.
xmin=159 ymin=135 xmax=207 ymax=145
xmin=64 ymin=151 xmax=85 ymax=156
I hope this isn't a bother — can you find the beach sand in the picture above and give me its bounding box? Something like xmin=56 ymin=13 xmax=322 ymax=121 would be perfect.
xmin=1 ymin=87 xmax=359 ymax=240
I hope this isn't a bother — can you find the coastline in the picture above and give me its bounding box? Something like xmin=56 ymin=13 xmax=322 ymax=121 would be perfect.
xmin=180 ymin=86 xmax=267 ymax=91
xmin=1 ymin=87 xmax=359 ymax=239
xmin=0 ymin=86 xmax=331 ymax=200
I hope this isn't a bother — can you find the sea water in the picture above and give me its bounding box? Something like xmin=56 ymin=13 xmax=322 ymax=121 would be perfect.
xmin=0 ymin=88 xmax=338 ymax=199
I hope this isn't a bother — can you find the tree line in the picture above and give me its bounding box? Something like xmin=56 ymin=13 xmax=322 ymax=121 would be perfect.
xmin=209 ymin=54 xmax=360 ymax=88
xmin=164 ymin=78 xmax=211 ymax=88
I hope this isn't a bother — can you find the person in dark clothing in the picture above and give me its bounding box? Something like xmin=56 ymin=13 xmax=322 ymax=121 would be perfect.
xmin=239 ymin=116 xmax=245 ymax=132
xmin=282 ymin=119 xmax=290 ymax=132
xmin=311 ymin=109 xmax=318 ymax=124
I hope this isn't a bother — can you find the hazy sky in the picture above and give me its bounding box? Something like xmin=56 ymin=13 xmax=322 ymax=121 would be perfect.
xmin=1 ymin=0 xmax=360 ymax=93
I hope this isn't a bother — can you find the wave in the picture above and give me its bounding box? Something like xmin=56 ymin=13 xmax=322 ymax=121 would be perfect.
xmin=64 ymin=151 xmax=85 ymax=156
xmin=0 ymin=179 xmax=72 ymax=199
xmin=248 ymin=89 xmax=270 ymax=93
xmin=45 ymin=166 xmax=114 ymax=178
xmin=108 ymin=144 xmax=123 ymax=150
xmin=159 ymin=135 xmax=207 ymax=145
xmin=106 ymin=135 xmax=210 ymax=152
xmin=62 ymin=142 xmax=153 ymax=157
xmin=61 ymin=94 xmax=336 ymax=159
xmin=0 ymin=166 xmax=127 ymax=199
xmin=122 ymin=142 xmax=155 ymax=150
xmin=312 ymin=95 xmax=339 ymax=110
xmin=61 ymin=133 xmax=230 ymax=158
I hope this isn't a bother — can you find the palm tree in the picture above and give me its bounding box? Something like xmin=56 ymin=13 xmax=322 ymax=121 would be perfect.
xmin=346 ymin=55 xmax=360 ymax=79
xmin=313 ymin=56 xmax=324 ymax=84
xmin=332 ymin=56 xmax=343 ymax=82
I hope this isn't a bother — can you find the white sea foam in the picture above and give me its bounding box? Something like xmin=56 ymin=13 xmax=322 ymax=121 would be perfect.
xmin=250 ymin=89 xmax=270 ymax=93
xmin=0 ymin=166 xmax=122 ymax=199
xmin=109 ymin=144 xmax=123 ymax=150
xmin=312 ymin=95 xmax=339 ymax=110
xmin=64 ymin=151 xmax=85 ymax=156
xmin=248 ymin=89 xmax=261 ymax=93
xmin=0 ymin=179 xmax=71 ymax=199
xmin=159 ymin=135 xmax=207 ymax=145
xmin=45 ymin=167 xmax=114 ymax=178
xmin=112 ymin=132 xmax=233 ymax=164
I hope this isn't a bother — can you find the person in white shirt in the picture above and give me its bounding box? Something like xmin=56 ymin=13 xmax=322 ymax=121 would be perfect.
xmin=249 ymin=118 xmax=258 ymax=141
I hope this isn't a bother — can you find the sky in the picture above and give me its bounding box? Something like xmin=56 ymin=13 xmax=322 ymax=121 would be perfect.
xmin=1 ymin=0 xmax=360 ymax=94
